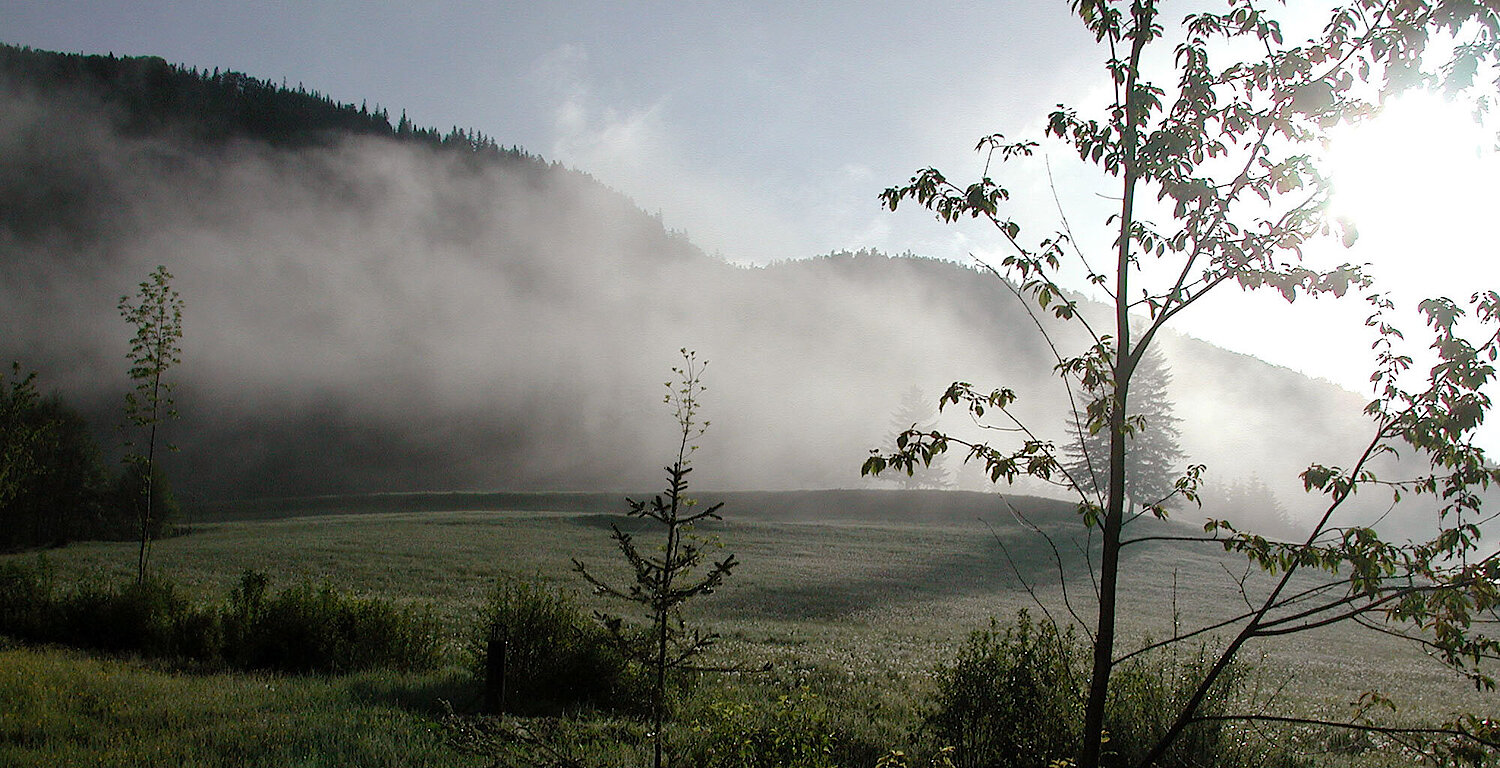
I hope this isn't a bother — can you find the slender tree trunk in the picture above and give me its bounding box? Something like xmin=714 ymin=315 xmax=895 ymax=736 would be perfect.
xmin=484 ymin=624 xmax=508 ymax=714
xmin=136 ymin=365 xmax=160 ymax=586
xmin=652 ymin=476 xmax=682 ymax=768
xmin=654 ymin=581 xmax=668 ymax=768
xmin=1080 ymin=11 xmax=1149 ymax=763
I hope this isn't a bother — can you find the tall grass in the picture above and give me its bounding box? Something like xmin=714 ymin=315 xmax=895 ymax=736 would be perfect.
xmin=0 ymin=647 xmax=481 ymax=768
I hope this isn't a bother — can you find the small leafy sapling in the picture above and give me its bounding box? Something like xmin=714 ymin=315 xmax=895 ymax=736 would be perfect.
xmin=573 ymin=348 xmax=738 ymax=768
xmin=118 ymin=265 xmax=184 ymax=585
xmin=863 ymin=2 xmax=1500 ymax=766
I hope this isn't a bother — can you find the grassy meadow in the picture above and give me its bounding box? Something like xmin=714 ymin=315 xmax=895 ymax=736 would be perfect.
xmin=1 ymin=489 xmax=1492 ymax=765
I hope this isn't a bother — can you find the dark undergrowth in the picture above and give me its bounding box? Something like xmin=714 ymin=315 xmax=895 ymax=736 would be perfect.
xmin=0 ymin=559 xmax=441 ymax=674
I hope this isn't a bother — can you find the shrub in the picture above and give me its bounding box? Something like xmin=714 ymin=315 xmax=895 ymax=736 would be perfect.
xmin=470 ymin=576 xmax=639 ymax=715
xmin=52 ymin=574 xmax=221 ymax=660
xmin=223 ymin=570 xmax=442 ymax=674
xmin=0 ymin=558 xmax=56 ymax=641
xmin=926 ymin=611 xmax=1083 ymax=768
xmin=1104 ymin=645 xmax=1244 ymax=768
xmin=926 ymin=612 xmax=1309 ymax=768
xmin=677 ymin=667 xmax=917 ymax=768
xmin=683 ymin=685 xmax=840 ymax=768
xmin=0 ymin=564 xmax=439 ymax=674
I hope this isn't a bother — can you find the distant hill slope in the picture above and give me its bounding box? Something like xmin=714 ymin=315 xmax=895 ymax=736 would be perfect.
xmin=0 ymin=44 xmax=1394 ymax=536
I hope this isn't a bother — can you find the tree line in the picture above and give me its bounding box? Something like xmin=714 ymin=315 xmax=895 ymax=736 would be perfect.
xmin=0 ymin=43 xmax=531 ymax=160
xmin=0 ymin=363 xmax=176 ymax=551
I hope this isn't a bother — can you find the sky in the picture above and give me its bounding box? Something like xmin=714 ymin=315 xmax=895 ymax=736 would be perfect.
xmin=5 ymin=1 xmax=1499 ymax=403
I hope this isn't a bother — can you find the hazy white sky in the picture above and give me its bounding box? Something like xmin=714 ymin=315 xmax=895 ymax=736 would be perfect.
xmin=5 ymin=1 xmax=1498 ymax=402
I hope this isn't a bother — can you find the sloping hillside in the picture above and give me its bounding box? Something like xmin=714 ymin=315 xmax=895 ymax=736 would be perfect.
xmin=0 ymin=45 xmax=1383 ymax=536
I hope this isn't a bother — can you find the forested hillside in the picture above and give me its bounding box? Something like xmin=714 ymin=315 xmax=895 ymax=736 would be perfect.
xmin=0 ymin=44 xmax=1383 ymax=536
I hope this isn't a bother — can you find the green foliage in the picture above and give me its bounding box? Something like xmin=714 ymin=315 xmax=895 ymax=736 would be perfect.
xmin=119 ymin=266 xmax=184 ymax=437
xmin=220 ymin=570 xmax=442 ymax=674
xmin=0 ymin=646 xmax=481 ymax=768
xmin=927 ymin=612 xmax=1083 ymax=768
xmin=0 ymin=564 xmax=221 ymax=659
xmin=676 ymin=669 xmax=916 ymax=768
xmin=0 ymin=558 xmax=54 ymax=642
xmin=0 ymin=362 xmax=44 ymax=512
xmin=118 ymin=264 xmax=184 ymax=584
xmin=927 ymin=613 xmax=1307 ymax=768
xmin=685 ymin=686 xmax=840 ymax=768
xmin=866 ymin=2 xmax=1500 ymax=765
xmin=469 ymin=576 xmax=640 ymax=716
xmin=0 ymin=386 xmax=116 ymax=550
xmin=0 ymin=366 xmax=176 ymax=552
xmin=62 ymin=575 xmax=222 ymax=660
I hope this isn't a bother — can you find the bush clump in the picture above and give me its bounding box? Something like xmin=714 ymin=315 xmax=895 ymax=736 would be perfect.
xmin=927 ymin=611 xmax=1083 ymax=768
xmin=926 ymin=611 xmax=1308 ymax=768
xmin=470 ymin=576 xmax=640 ymax=715
xmin=223 ymin=569 xmax=442 ymax=674
xmin=683 ymin=684 xmax=841 ymax=768
xmin=0 ymin=561 xmax=440 ymax=675
xmin=58 ymin=575 xmax=222 ymax=660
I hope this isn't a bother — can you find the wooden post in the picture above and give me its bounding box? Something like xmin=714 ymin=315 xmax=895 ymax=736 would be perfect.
xmin=484 ymin=624 xmax=507 ymax=714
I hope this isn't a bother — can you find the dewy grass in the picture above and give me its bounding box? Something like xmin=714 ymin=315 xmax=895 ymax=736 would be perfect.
xmin=0 ymin=646 xmax=482 ymax=768
xmin=6 ymin=505 xmax=1486 ymax=712
xmin=1 ymin=497 xmax=1492 ymax=765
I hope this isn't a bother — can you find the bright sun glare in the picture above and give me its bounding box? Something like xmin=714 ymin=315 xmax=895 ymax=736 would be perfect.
xmin=1320 ymin=91 xmax=1500 ymax=449
xmin=1324 ymin=91 xmax=1500 ymax=300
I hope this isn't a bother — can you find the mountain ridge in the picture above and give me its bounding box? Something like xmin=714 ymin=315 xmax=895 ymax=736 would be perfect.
xmin=0 ymin=43 xmax=1387 ymax=538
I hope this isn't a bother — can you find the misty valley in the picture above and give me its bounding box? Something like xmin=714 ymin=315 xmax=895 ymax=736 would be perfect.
xmin=4 ymin=10 xmax=1500 ymax=768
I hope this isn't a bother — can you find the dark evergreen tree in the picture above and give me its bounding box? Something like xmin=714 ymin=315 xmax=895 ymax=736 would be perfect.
xmin=7 ymin=394 xmax=113 ymax=547
xmin=886 ymin=385 xmax=952 ymax=489
xmin=1062 ymin=345 xmax=1184 ymax=511
xmin=0 ymin=366 xmax=116 ymax=550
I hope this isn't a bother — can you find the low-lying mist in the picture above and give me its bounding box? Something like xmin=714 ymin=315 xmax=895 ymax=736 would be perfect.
xmin=1 ymin=65 xmax=1434 ymax=540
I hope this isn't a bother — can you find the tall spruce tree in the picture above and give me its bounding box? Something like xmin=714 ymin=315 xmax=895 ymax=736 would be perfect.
xmin=887 ymin=385 xmax=952 ymax=489
xmin=1062 ymin=346 xmax=1182 ymax=511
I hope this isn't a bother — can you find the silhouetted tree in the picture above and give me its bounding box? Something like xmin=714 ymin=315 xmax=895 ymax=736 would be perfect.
xmin=886 ymin=385 xmax=953 ymax=489
xmin=865 ymin=2 xmax=1500 ymax=765
xmin=574 ymin=349 xmax=737 ymax=768
xmin=0 ymin=367 xmax=119 ymax=550
xmin=1210 ymin=475 xmax=1303 ymax=543
xmin=119 ymin=265 xmax=183 ymax=584
xmin=0 ymin=363 xmax=44 ymax=513
xmin=1062 ymin=346 xmax=1182 ymax=510
xmin=6 ymin=393 xmax=113 ymax=547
